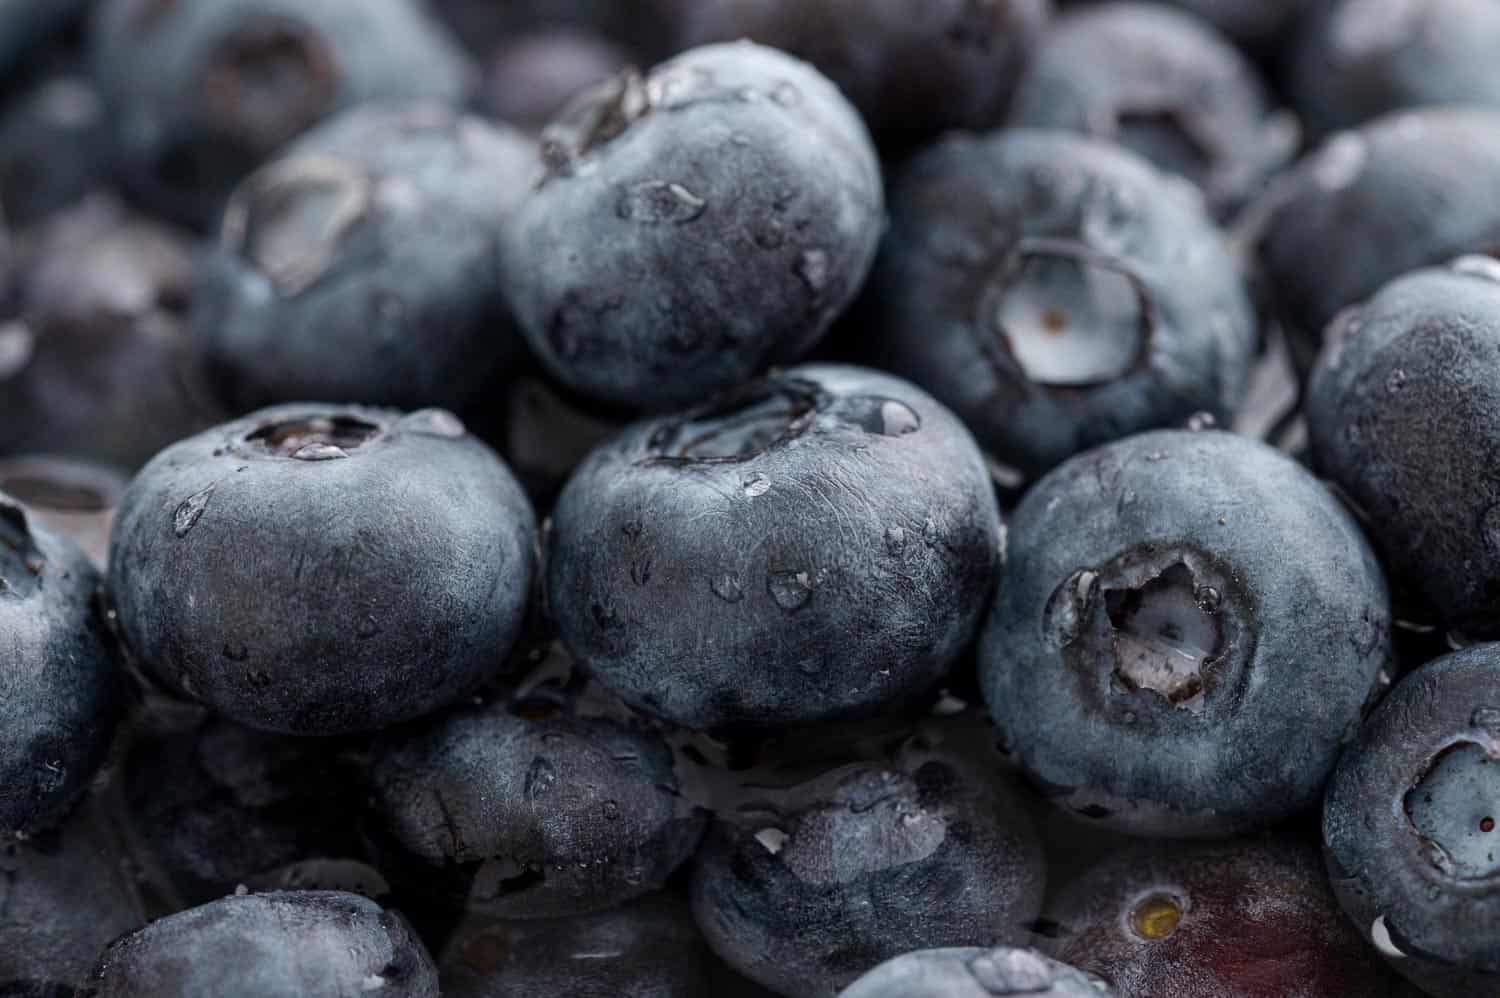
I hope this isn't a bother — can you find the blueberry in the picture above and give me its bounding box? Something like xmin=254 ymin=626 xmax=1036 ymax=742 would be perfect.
xmin=89 ymin=0 xmax=473 ymax=229
xmin=1306 ymin=264 xmax=1500 ymax=639
xmin=675 ymin=0 xmax=1050 ymax=147
xmin=481 ymin=28 xmax=630 ymax=132
xmin=0 ymin=456 xmax=127 ymax=572
xmin=1070 ymin=0 xmax=1308 ymax=48
xmin=193 ymin=102 xmax=535 ymax=413
xmin=0 ymin=70 xmax=107 ymax=227
xmin=871 ymin=129 xmax=1255 ymax=478
xmin=366 ymin=699 xmax=705 ymax=919
xmin=0 ymin=0 xmax=90 ymax=81
xmin=439 ymin=893 xmax=719 ymax=997
xmin=120 ymin=713 xmax=366 ymax=908
xmin=690 ymin=735 xmax=1046 ymax=997
xmin=1009 ymin=4 xmax=1294 ymax=216
xmin=1257 ymin=106 xmax=1500 ymax=355
xmin=500 ymin=42 xmax=884 ymax=410
xmin=0 ymin=799 xmax=148 ymax=992
xmin=77 ymin=890 xmax=439 ymax=998
xmin=1044 ymin=838 xmax=1423 ymax=997
xmin=838 ymin=947 xmax=1114 ymax=998
xmin=108 ymin=404 xmax=537 ymax=736
xmin=980 ymin=429 xmax=1390 ymax=835
xmin=1323 ymin=644 xmax=1500 ymax=997
xmin=1290 ymin=0 xmax=1500 ymax=138
xmin=0 ymin=492 xmax=121 ymax=837
xmin=0 ymin=195 xmax=222 ymax=470
xmin=547 ymin=364 xmax=1003 ymax=731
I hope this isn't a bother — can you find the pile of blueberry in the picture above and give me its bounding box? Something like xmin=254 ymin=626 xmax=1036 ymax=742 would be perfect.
xmin=3 ymin=0 xmax=1500 ymax=995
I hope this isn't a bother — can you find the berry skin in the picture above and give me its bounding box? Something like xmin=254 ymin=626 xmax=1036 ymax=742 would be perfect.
xmin=1009 ymin=3 xmax=1293 ymax=215
xmin=0 ymin=493 xmax=121 ymax=838
xmin=1323 ymin=644 xmax=1500 ymax=998
xmin=547 ymin=364 xmax=1003 ymax=731
xmin=500 ymin=41 xmax=884 ymax=411
xmin=871 ymin=129 xmax=1255 ymax=478
xmin=194 ymin=102 xmax=536 ymax=414
xmin=89 ymin=0 xmax=472 ymax=229
xmin=691 ymin=733 xmax=1046 ymax=998
xmin=838 ymin=947 xmax=1114 ymax=998
xmin=366 ymin=700 xmax=705 ymax=920
xmin=980 ymin=429 xmax=1390 ymax=835
xmin=108 ymin=404 xmax=537 ymax=736
xmin=1258 ymin=106 xmax=1500 ymax=355
xmin=76 ymin=891 xmax=439 ymax=998
xmin=674 ymin=0 xmax=1050 ymax=147
xmin=1044 ymin=838 xmax=1424 ymax=997
xmin=1307 ymin=263 xmax=1500 ymax=639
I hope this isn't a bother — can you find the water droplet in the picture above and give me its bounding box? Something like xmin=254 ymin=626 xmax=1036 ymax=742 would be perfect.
xmin=878 ymin=400 xmax=920 ymax=436
xmin=931 ymin=690 xmax=967 ymax=716
xmin=1195 ymin=586 xmax=1222 ymax=613
xmin=1130 ymin=894 xmax=1184 ymax=940
xmin=357 ymin=615 xmax=380 ymax=639
xmin=1312 ymin=133 xmax=1369 ymax=191
xmin=767 ymin=570 xmax=814 ymax=611
xmin=173 ymin=484 xmax=215 ymax=537
xmin=400 ymin=408 xmax=466 ymax=439
xmin=1385 ymin=368 xmax=1408 ymax=393
xmin=885 ymin=525 xmax=908 ymax=557
xmin=1186 ymin=411 xmax=1217 ymax=431
xmin=616 ymin=180 xmax=706 ymax=224
xmin=1452 ymin=254 xmax=1500 ymax=284
xmin=1371 ymin=915 xmax=1406 ymax=958
xmin=755 ymin=827 xmax=787 ymax=854
xmin=710 ymin=573 xmax=744 ymax=603
xmin=967 ymin=949 xmax=1054 ymax=994
xmin=291 ymin=443 xmax=349 ymax=461
xmin=742 ymin=473 xmax=771 ymax=498
xmin=1145 ymin=451 xmax=1168 ymax=463
xmin=795 ymin=249 xmax=828 ymax=295
xmin=524 ymin=757 xmax=556 ymax=800
xmin=0 ymin=321 xmax=35 ymax=380
xmin=602 ymin=800 xmax=620 ymax=820
xmin=770 ymin=81 xmax=800 ymax=107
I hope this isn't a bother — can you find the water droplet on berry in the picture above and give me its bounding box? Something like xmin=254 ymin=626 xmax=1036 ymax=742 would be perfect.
xmin=173 ymin=484 xmax=214 ymax=537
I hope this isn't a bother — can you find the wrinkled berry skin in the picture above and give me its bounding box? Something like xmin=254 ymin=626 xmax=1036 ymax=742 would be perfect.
xmin=1290 ymin=0 xmax=1500 ymax=138
xmin=194 ymin=102 xmax=535 ymax=414
xmin=871 ymin=129 xmax=1255 ymax=478
xmin=90 ymin=0 xmax=472 ymax=229
xmin=1045 ymin=839 xmax=1423 ymax=997
xmin=121 ymin=714 xmax=365 ymax=908
xmin=675 ymin=0 xmax=1050 ymax=147
xmin=1259 ymin=107 xmax=1500 ymax=352
xmin=1009 ymin=4 xmax=1291 ymax=215
xmin=839 ymin=947 xmax=1113 ymax=998
xmin=1308 ymin=267 xmax=1500 ymax=639
xmin=981 ymin=430 xmax=1390 ymax=835
xmin=1323 ymin=645 xmax=1500 ymax=998
xmin=548 ymin=364 xmax=1002 ymax=731
xmin=77 ymin=891 xmax=439 ymax=998
xmin=367 ymin=701 xmax=704 ymax=920
xmin=691 ymin=740 xmax=1046 ymax=998
xmin=108 ymin=404 xmax=537 ymax=736
xmin=439 ymin=893 xmax=719 ymax=997
xmin=501 ymin=42 xmax=884 ymax=411
xmin=0 ymin=800 xmax=148 ymax=992
xmin=0 ymin=495 xmax=121 ymax=837
xmin=0 ymin=195 xmax=221 ymax=470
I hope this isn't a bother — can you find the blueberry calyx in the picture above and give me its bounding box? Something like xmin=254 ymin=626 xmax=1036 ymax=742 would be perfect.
xmin=239 ymin=414 xmax=381 ymax=459
xmin=979 ymin=236 xmax=1157 ymax=390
